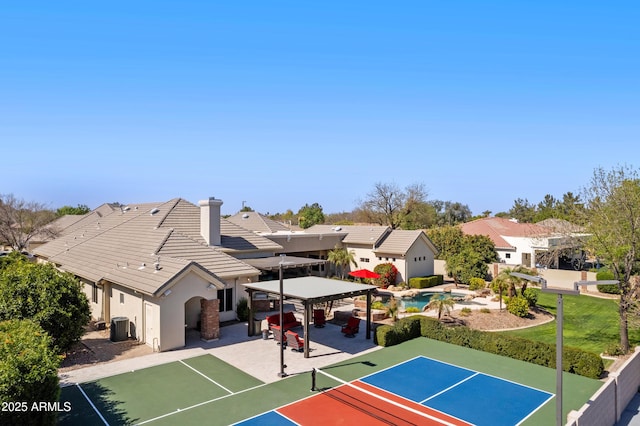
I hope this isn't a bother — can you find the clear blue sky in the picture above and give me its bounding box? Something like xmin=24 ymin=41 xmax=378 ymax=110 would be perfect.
xmin=2 ymin=2 xmax=639 ymax=216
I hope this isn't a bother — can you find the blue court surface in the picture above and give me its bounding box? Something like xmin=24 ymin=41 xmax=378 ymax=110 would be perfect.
xmin=237 ymin=356 xmax=554 ymax=426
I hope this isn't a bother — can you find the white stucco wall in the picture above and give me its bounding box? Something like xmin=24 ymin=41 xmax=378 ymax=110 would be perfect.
xmin=157 ymin=271 xmax=220 ymax=351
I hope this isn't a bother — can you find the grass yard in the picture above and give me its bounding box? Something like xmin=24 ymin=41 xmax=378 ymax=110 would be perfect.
xmin=503 ymin=290 xmax=640 ymax=354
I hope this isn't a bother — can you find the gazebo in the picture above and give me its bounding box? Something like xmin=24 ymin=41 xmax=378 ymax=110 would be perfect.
xmin=243 ymin=276 xmax=378 ymax=358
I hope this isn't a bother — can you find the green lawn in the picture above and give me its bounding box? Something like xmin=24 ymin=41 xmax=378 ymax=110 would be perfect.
xmin=503 ymin=290 xmax=640 ymax=354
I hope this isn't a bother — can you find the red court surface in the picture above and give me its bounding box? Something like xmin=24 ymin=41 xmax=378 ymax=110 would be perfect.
xmin=277 ymin=380 xmax=471 ymax=426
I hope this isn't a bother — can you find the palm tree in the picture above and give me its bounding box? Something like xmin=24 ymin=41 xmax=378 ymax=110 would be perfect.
xmin=425 ymin=294 xmax=455 ymax=320
xmin=491 ymin=266 xmax=536 ymax=311
xmin=327 ymin=245 xmax=357 ymax=279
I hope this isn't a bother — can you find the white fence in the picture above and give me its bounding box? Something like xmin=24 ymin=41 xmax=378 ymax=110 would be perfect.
xmin=434 ymin=260 xmax=597 ymax=291
xmin=567 ymin=348 xmax=640 ymax=425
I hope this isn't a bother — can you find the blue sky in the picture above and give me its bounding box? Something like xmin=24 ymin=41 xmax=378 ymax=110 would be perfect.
xmin=2 ymin=2 xmax=639 ymax=216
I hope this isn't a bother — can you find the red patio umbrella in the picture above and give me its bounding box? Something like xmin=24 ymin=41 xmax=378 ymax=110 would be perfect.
xmin=348 ymin=269 xmax=380 ymax=279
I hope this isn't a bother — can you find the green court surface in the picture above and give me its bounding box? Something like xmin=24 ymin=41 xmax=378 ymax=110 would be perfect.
xmin=58 ymin=339 xmax=603 ymax=425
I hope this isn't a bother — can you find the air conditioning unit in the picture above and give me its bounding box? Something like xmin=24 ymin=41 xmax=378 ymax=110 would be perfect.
xmin=110 ymin=317 xmax=129 ymax=342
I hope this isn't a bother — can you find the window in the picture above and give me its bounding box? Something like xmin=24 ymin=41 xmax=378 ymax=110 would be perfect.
xmin=119 ymin=293 xmax=124 ymax=304
xmin=92 ymin=283 xmax=98 ymax=304
xmin=217 ymin=288 xmax=234 ymax=312
xmin=414 ymin=257 xmax=417 ymax=262
xmin=505 ymin=253 xmax=511 ymax=259
xmin=359 ymin=257 xmax=370 ymax=263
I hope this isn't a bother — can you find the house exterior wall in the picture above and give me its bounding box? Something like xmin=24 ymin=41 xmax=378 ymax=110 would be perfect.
xmin=405 ymin=243 xmax=435 ymax=279
xmin=500 ymin=236 xmax=540 ymax=266
xmin=80 ymin=279 xmax=103 ymax=321
xmin=157 ymin=272 xmax=220 ymax=351
xmin=110 ymin=283 xmax=145 ymax=341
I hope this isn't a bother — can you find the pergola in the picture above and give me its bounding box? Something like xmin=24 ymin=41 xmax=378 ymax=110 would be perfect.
xmin=243 ymin=276 xmax=378 ymax=358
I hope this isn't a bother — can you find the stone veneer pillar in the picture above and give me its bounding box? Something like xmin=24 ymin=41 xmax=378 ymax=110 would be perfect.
xmin=200 ymin=299 xmax=220 ymax=341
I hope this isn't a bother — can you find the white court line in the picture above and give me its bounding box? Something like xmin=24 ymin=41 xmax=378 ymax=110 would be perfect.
xmin=421 ymin=372 xmax=480 ymax=403
xmin=136 ymin=382 xmax=268 ymax=425
xmin=179 ymin=359 xmax=233 ymax=394
xmin=76 ymin=383 xmax=110 ymax=426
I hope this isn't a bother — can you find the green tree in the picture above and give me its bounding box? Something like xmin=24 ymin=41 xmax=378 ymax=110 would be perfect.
xmin=427 ymin=227 xmax=497 ymax=285
xmin=430 ymin=200 xmax=473 ymax=226
xmin=425 ymin=225 xmax=466 ymax=260
xmin=0 ymin=255 xmax=90 ymax=353
xmin=492 ymin=266 xmax=536 ymax=299
xmin=327 ymin=245 xmax=357 ymax=279
xmin=55 ymin=204 xmax=91 ymax=217
xmin=0 ymin=319 xmax=61 ymax=426
xmin=0 ymin=194 xmax=57 ymax=251
xmin=297 ymin=203 xmax=325 ymax=229
xmin=425 ymin=294 xmax=455 ymax=319
xmin=508 ymin=198 xmax=536 ymax=223
xmin=358 ymin=182 xmax=428 ymax=229
xmin=579 ymin=165 xmax=640 ymax=353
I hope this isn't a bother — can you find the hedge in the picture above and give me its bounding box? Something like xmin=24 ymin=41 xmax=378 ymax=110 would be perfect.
xmin=375 ymin=316 xmax=604 ymax=379
xmin=408 ymin=275 xmax=444 ymax=289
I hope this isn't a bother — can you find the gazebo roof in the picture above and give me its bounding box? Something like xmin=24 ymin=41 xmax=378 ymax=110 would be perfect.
xmin=243 ymin=276 xmax=377 ymax=304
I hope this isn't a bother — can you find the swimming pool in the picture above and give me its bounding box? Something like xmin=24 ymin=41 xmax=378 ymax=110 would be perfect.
xmin=381 ymin=291 xmax=465 ymax=311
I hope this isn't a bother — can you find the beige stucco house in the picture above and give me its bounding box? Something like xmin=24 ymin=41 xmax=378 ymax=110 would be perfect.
xmin=34 ymin=197 xmax=282 ymax=352
xmin=305 ymin=225 xmax=438 ymax=284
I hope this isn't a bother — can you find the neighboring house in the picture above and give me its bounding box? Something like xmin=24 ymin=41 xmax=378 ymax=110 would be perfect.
xmin=460 ymin=217 xmax=588 ymax=269
xmin=26 ymin=214 xmax=87 ymax=251
xmin=307 ymin=225 xmax=438 ymax=284
xmin=227 ymin=211 xmax=345 ymax=276
xmin=34 ymin=197 xmax=284 ymax=352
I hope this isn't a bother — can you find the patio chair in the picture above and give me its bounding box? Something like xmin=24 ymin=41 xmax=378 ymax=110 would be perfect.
xmin=285 ymin=330 xmax=305 ymax=352
xmin=313 ymin=309 xmax=326 ymax=328
xmin=341 ymin=316 xmax=360 ymax=338
xmin=271 ymin=325 xmax=286 ymax=346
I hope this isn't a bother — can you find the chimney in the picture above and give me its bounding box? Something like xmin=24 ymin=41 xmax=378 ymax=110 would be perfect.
xmin=199 ymin=197 xmax=223 ymax=246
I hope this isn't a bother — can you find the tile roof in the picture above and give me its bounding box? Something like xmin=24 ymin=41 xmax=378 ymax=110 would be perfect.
xmin=33 ymin=198 xmax=268 ymax=295
xmin=307 ymin=224 xmax=389 ymax=246
xmin=374 ymin=230 xmax=438 ymax=256
xmin=460 ymin=217 xmax=552 ymax=249
xmin=226 ymin=211 xmax=291 ymax=233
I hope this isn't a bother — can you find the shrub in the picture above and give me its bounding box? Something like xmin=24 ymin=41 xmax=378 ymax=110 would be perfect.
xmin=460 ymin=307 xmax=472 ymax=317
xmin=468 ymin=277 xmax=486 ymax=291
xmin=371 ymin=301 xmax=386 ymax=310
xmin=604 ymin=342 xmax=625 ymax=356
xmin=480 ymin=308 xmax=491 ymax=314
xmin=507 ymin=296 xmax=530 ymax=318
xmin=373 ymin=263 xmax=398 ymax=288
xmin=0 ymin=260 xmax=90 ymax=353
xmin=596 ymin=268 xmax=620 ymax=294
xmin=522 ymin=288 xmax=538 ymax=307
xmin=0 ymin=319 xmax=61 ymax=425
xmin=408 ymin=275 xmax=444 ymax=289
xmin=405 ymin=307 xmax=421 ymax=313
xmin=386 ymin=316 xmax=605 ymax=379
xmin=236 ymin=297 xmax=249 ymax=321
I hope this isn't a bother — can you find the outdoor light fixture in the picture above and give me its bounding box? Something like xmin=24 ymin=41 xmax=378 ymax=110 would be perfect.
xmin=207 ymin=283 xmax=216 ymax=290
xmin=511 ymin=272 xmax=619 ymax=426
xmin=278 ymin=254 xmax=294 ymax=378
xmin=163 ymin=289 xmax=172 ymax=297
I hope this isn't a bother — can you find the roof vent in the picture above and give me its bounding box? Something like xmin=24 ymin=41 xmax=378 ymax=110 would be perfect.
xmin=242 ymin=213 xmax=249 ymax=219
xmin=333 ymin=226 xmax=342 ymax=231
xmin=150 ymin=208 xmax=160 ymax=215
xmin=123 ymin=206 xmax=131 ymax=212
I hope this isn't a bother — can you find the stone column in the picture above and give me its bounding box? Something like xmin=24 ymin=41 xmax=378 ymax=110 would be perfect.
xmin=200 ymin=298 xmax=220 ymax=341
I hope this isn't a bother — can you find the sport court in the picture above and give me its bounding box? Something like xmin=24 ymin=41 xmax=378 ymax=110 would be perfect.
xmin=237 ymin=356 xmax=553 ymax=426
xmin=59 ymin=339 xmax=602 ymax=425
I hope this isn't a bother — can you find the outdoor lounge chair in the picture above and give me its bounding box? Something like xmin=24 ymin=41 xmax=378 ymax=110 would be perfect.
xmin=341 ymin=316 xmax=360 ymax=337
xmin=285 ymin=330 xmax=305 ymax=352
xmin=271 ymin=325 xmax=286 ymax=346
xmin=313 ymin=309 xmax=326 ymax=328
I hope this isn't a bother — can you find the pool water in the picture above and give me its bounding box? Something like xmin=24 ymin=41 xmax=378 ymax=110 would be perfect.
xmin=382 ymin=292 xmax=465 ymax=311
